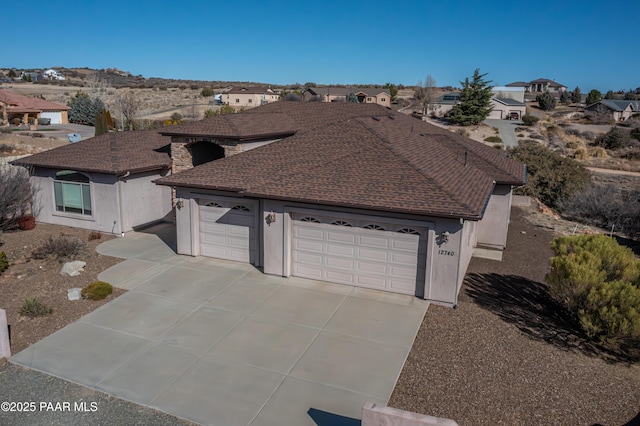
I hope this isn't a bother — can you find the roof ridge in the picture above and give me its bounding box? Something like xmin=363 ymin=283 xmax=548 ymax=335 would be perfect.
xmin=356 ymin=117 xmax=484 ymax=215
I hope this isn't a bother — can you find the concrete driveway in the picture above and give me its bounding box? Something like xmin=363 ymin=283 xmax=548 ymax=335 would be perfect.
xmin=11 ymin=224 xmax=428 ymax=425
xmin=483 ymin=119 xmax=522 ymax=148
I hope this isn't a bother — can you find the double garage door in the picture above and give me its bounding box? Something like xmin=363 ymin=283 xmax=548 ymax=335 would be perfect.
xmin=291 ymin=212 xmax=427 ymax=295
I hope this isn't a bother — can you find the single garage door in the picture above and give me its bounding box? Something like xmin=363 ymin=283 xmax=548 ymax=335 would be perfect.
xmin=199 ymin=199 xmax=257 ymax=263
xmin=40 ymin=111 xmax=63 ymax=124
xmin=291 ymin=212 xmax=427 ymax=295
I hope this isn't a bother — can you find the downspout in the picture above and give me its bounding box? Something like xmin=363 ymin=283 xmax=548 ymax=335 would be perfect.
xmin=118 ymin=172 xmax=130 ymax=236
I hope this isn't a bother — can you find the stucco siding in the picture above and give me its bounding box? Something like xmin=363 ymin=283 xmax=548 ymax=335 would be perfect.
xmin=119 ymin=170 xmax=173 ymax=231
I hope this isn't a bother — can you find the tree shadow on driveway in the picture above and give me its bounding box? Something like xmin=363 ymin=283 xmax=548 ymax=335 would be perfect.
xmin=463 ymin=272 xmax=633 ymax=364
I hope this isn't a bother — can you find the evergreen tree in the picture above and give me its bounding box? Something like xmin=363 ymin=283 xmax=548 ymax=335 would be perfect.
xmin=586 ymin=89 xmax=602 ymax=106
xmin=67 ymin=91 xmax=105 ymax=126
xmin=571 ymin=86 xmax=582 ymax=104
xmin=537 ymin=91 xmax=556 ymax=111
xmin=347 ymin=92 xmax=358 ymax=103
xmin=624 ymin=90 xmax=637 ymax=100
xmin=560 ymin=90 xmax=572 ymax=105
xmin=448 ymin=69 xmax=493 ymax=126
xmin=604 ymin=90 xmax=616 ymax=99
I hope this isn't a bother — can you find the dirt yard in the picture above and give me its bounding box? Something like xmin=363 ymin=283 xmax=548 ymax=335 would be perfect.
xmin=0 ymin=225 xmax=124 ymax=354
xmin=390 ymin=204 xmax=640 ymax=426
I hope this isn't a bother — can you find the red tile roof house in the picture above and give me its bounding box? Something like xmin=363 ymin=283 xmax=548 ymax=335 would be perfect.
xmin=0 ymin=89 xmax=71 ymax=125
xmin=12 ymin=130 xmax=173 ymax=235
xmin=155 ymin=102 xmax=525 ymax=306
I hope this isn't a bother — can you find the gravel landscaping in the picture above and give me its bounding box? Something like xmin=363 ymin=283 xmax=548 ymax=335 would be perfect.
xmin=389 ymin=205 xmax=640 ymax=425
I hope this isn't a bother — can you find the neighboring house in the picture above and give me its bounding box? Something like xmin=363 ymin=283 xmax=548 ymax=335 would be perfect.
xmin=222 ymin=86 xmax=279 ymax=108
xmin=43 ymin=69 xmax=65 ymax=80
xmin=506 ymin=78 xmax=567 ymax=94
xmin=155 ymin=102 xmax=526 ymax=306
xmin=488 ymin=98 xmax=526 ymax=120
xmin=429 ymin=90 xmax=526 ymax=120
xmin=302 ymin=87 xmax=391 ymax=107
xmin=12 ymin=130 xmax=173 ymax=235
xmin=584 ymin=100 xmax=640 ymax=122
xmin=18 ymin=72 xmax=43 ymax=82
xmin=0 ymin=89 xmax=71 ymax=125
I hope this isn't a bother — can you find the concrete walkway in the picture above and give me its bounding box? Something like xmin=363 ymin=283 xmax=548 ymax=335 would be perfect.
xmin=11 ymin=225 xmax=428 ymax=426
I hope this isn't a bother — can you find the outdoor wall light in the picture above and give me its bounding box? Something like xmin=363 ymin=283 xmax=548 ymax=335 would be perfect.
xmin=175 ymin=198 xmax=184 ymax=210
xmin=267 ymin=211 xmax=276 ymax=224
xmin=442 ymin=231 xmax=450 ymax=243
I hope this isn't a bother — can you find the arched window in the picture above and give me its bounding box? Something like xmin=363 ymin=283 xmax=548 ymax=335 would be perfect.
xmin=54 ymin=171 xmax=92 ymax=215
xmin=299 ymin=217 xmax=321 ymax=223
xmin=231 ymin=205 xmax=251 ymax=212
xmin=363 ymin=224 xmax=385 ymax=231
xmin=397 ymin=228 xmax=420 ymax=235
xmin=204 ymin=202 xmax=223 ymax=208
xmin=330 ymin=220 xmax=352 ymax=227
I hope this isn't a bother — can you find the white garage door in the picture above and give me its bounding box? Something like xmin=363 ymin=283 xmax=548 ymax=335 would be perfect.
xmin=291 ymin=212 xmax=427 ymax=295
xmin=40 ymin=111 xmax=63 ymax=124
xmin=199 ymin=199 xmax=257 ymax=263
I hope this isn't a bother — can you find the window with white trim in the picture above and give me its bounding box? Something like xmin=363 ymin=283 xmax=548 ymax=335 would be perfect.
xmin=54 ymin=171 xmax=92 ymax=215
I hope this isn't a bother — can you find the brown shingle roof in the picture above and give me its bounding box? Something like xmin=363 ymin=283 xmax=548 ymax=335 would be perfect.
xmin=0 ymin=89 xmax=71 ymax=112
xmin=156 ymin=103 xmax=525 ymax=220
xmin=12 ymin=130 xmax=171 ymax=175
xmin=226 ymin=86 xmax=274 ymax=95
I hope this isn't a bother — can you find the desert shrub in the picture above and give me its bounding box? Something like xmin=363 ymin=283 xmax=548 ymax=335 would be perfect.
xmin=200 ymin=87 xmax=214 ymax=97
xmin=0 ymin=166 xmax=37 ymax=232
xmin=546 ymin=234 xmax=640 ymax=312
xmin=484 ymin=136 xmax=502 ymax=143
xmin=20 ymin=298 xmax=53 ymax=317
xmin=17 ymin=214 xmax=35 ymax=230
xmin=455 ymin=128 xmax=470 ymax=137
xmin=564 ymin=128 xmax=581 ymax=137
xmin=574 ymin=148 xmax=588 ymax=160
xmin=593 ymin=127 xmax=633 ymax=150
xmin=580 ymin=131 xmax=597 ymax=141
xmin=88 ymin=231 xmax=102 ymax=241
xmin=0 ymin=251 xmax=8 ymax=274
xmin=508 ymin=141 xmax=591 ymax=208
xmin=0 ymin=143 xmax=12 ymax=152
xmin=578 ymin=281 xmax=640 ymax=348
xmin=529 ymin=133 xmax=544 ymax=140
xmin=170 ymin=112 xmax=183 ymax=122
xmin=631 ymin=127 xmax=640 ymax=141
xmin=82 ymin=281 xmax=113 ymax=300
xmin=0 ymin=127 xmax=11 ymax=134
xmin=517 ymin=133 xmax=524 ymax=137
xmin=561 ymin=184 xmax=640 ymax=238
xmin=565 ymin=140 xmax=580 ymax=149
xmin=621 ymin=147 xmax=640 ymax=160
xmin=537 ymin=91 xmax=556 ymax=111
xmin=587 ymin=146 xmax=607 ymax=158
xmin=32 ymin=234 xmax=86 ymax=259
xmin=521 ymin=114 xmax=539 ymax=126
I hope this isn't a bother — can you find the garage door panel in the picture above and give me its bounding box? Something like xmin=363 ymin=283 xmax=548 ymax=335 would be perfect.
xmin=354 ymin=275 xmax=386 ymax=288
xmin=200 ymin=233 xmax=227 ymax=245
xmin=326 ymin=244 xmax=356 ymax=257
xmin=390 ymin=265 xmax=419 ymax=278
xmin=390 ymin=252 xmax=419 ymax=265
xmin=293 ymin=264 xmax=324 ymax=280
xmin=294 ymin=239 xmax=324 ymax=252
xmin=391 ymin=238 xmax=420 ymax=252
xmin=325 ymin=256 xmax=355 ymax=270
xmin=357 ymin=248 xmax=389 ymax=262
xmin=325 ymin=270 xmax=355 ymax=284
xmin=327 ymin=231 xmax=356 ymax=244
xmin=358 ymin=235 xmax=390 ymax=248
xmin=293 ymin=252 xmax=323 ymax=264
xmin=217 ymin=215 xmax=254 ymax=227
xmin=356 ymin=261 xmax=388 ymax=275
xmin=295 ymin=227 xmax=324 ymax=240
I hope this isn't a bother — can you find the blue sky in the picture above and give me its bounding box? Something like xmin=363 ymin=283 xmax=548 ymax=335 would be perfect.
xmin=5 ymin=0 xmax=639 ymax=92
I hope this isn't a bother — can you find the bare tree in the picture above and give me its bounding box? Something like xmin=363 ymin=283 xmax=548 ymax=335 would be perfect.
xmin=414 ymin=75 xmax=438 ymax=115
xmin=0 ymin=165 xmax=39 ymax=231
xmin=114 ymin=90 xmax=143 ymax=130
xmin=85 ymin=73 xmax=112 ymax=101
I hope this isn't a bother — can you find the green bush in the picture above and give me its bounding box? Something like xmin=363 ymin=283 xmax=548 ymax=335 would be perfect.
xmin=484 ymin=136 xmax=502 ymax=143
xmin=578 ymin=281 xmax=640 ymax=346
xmin=81 ymin=281 xmax=113 ymax=300
xmin=521 ymin=114 xmax=539 ymax=126
xmin=0 ymin=251 xmax=8 ymax=274
xmin=594 ymin=127 xmax=633 ymax=150
xmin=508 ymin=141 xmax=591 ymax=208
xmin=546 ymin=234 xmax=640 ymax=352
xmin=20 ymin=298 xmax=53 ymax=317
xmin=201 ymin=87 xmax=214 ymax=97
